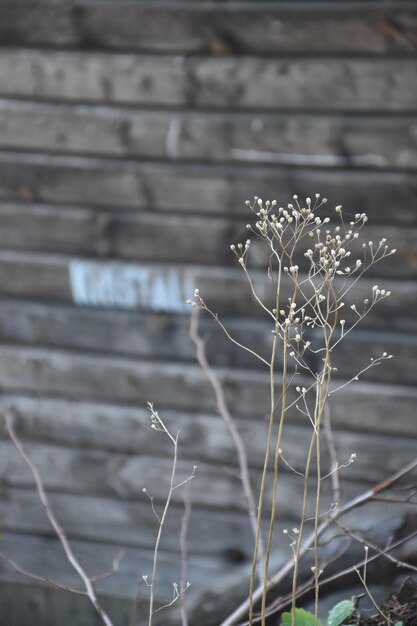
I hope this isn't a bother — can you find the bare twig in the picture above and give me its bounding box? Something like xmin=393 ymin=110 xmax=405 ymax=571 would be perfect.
xmin=91 ymin=551 xmax=125 ymax=583
xmin=0 ymin=551 xmax=85 ymax=595
xmin=2 ymin=411 xmax=115 ymax=626
xmin=190 ymin=310 xmax=264 ymax=580
xmin=354 ymin=566 xmax=389 ymax=621
xmin=144 ymin=403 xmax=194 ymax=626
xmin=334 ymin=519 xmax=417 ymax=574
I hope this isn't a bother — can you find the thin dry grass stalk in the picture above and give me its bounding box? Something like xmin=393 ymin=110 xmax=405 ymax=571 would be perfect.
xmin=142 ymin=402 xmax=195 ymax=626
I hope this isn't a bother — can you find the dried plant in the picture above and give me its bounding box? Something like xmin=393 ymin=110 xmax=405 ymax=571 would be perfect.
xmin=188 ymin=194 xmax=398 ymax=626
xmin=1 ymin=404 xmax=196 ymax=626
xmin=1 ymin=194 xmax=414 ymax=626
xmin=141 ymin=403 xmax=196 ymax=626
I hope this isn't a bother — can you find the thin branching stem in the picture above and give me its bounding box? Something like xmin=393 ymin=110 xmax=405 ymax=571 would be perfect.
xmin=190 ymin=196 xmax=399 ymax=626
xmin=190 ymin=310 xmax=265 ymax=581
xmin=3 ymin=411 xmax=115 ymax=626
xmin=220 ymin=459 xmax=417 ymax=626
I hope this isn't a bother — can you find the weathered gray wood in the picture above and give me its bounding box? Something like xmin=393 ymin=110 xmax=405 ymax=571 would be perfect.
xmin=3 ymin=388 xmax=417 ymax=451
xmin=0 ymin=531 xmax=230 ymax=606
xmin=0 ymin=346 xmax=415 ymax=433
xmin=0 ymin=203 xmax=244 ymax=268
xmin=0 ymin=204 xmax=413 ymax=279
xmin=0 ymin=250 xmax=414 ymax=328
xmin=0 ymin=517 xmax=412 ymax=626
xmin=0 ymin=299 xmax=415 ymax=385
xmin=1 ymin=2 xmax=416 ymax=55
xmin=0 ymin=486 xmax=411 ymax=569
xmin=0 ymin=152 xmax=416 ymax=225
xmin=2 ymin=478 xmax=413 ymax=562
xmin=0 ymin=426 xmax=415 ymax=499
xmin=0 ymin=452 xmax=325 ymax=522
xmin=1 ymin=100 xmax=417 ymax=169
xmin=0 ymin=2 xmax=415 ymax=621
xmin=0 ymin=50 xmax=416 ymax=111
xmin=0 ymin=485 xmax=269 ymax=562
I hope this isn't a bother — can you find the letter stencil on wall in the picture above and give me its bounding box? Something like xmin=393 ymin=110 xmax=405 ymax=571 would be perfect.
xmin=69 ymin=260 xmax=194 ymax=313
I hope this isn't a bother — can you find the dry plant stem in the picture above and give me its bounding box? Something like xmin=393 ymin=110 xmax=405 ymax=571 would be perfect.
xmin=179 ymin=482 xmax=192 ymax=626
xmin=290 ymin=323 xmax=333 ymax=626
xmin=334 ymin=520 xmax=417 ymax=574
xmin=191 ymin=196 xmax=397 ymax=626
xmin=323 ymin=404 xmax=340 ymax=507
xmin=250 ymin=258 xmax=288 ymax=626
xmin=148 ymin=430 xmax=179 ymax=626
xmin=314 ymin=450 xmax=321 ymax=626
xmin=260 ymin=527 xmax=417 ymax=623
xmin=248 ymin=313 xmax=279 ymax=626
xmin=354 ymin=567 xmax=389 ymax=622
xmin=91 ymin=553 xmax=124 ymax=583
xmin=317 ymin=529 xmax=417 ymax=590
xmin=220 ymin=458 xmax=417 ymax=626
xmin=198 ymin=303 xmax=269 ymax=367
xmin=189 ymin=310 xmax=264 ymax=582
xmin=144 ymin=404 xmax=194 ymax=626
xmin=260 ymin=327 xmax=288 ymax=626
xmin=290 ymin=426 xmax=316 ymax=624
xmin=313 ymin=331 xmax=333 ymax=625
xmin=0 ymin=552 xmax=86 ymax=595
xmin=3 ymin=411 xmax=115 ymax=626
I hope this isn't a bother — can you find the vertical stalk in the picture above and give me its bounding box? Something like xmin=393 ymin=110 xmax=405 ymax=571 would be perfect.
xmin=260 ymin=327 xmax=290 ymax=625
xmin=248 ymin=264 xmax=282 ymax=625
xmin=248 ymin=321 xmax=278 ymax=625
xmin=290 ymin=424 xmax=316 ymax=624
xmin=290 ymin=328 xmax=332 ymax=626
xmin=148 ymin=432 xmax=179 ymax=626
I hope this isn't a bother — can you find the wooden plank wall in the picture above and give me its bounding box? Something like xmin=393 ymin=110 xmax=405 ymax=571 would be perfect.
xmin=0 ymin=1 xmax=416 ymax=624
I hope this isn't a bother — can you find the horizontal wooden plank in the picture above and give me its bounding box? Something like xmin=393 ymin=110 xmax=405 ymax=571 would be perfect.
xmin=0 ymin=486 xmax=267 ymax=558
xmin=0 ymin=152 xmax=416 ymax=225
xmin=0 ymin=443 xmax=331 ymax=519
xmin=0 ymin=250 xmax=413 ymax=328
xmin=1 ymin=101 xmax=417 ymax=168
xmin=0 ymin=203 xmax=413 ymax=279
xmin=1 ymin=2 xmax=416 ymax=55
xmin=1 ymin=424 xmax=415 ymax=499
xmin=0 ymin=203 xmax=243 ymax=267
xmin=1 ymin=485 xmax=412 ymax=562
xmin=2 ymin=528 xmax=410 ymax=626
xmin=0 ymin=531 xmax=231 ymax=608
xmin=0 ymin=50 xmax=416 ymax=111
xmin=0 ymin=299 xmax=416 ymax=385
xmin=0 ymin=346 xmax=416 ymax=434
xmin=2 ymin=385 xmax=417 ymax=452
xmin=0 ymin=485 xmax=311 ymax=575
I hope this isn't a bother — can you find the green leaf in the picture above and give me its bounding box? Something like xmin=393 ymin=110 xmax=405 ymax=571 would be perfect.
xmin=327 ymin=600 xmax=355 ymax=626
xmin=280 ymin=608 xmax=323 ymax=626
xmin=394 ymin=622 xmax=403 ymax=626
